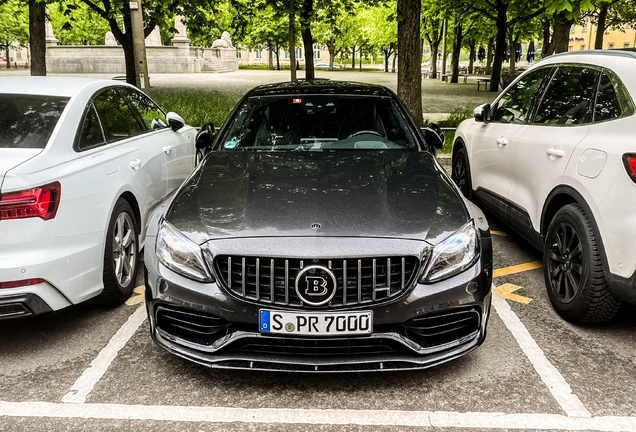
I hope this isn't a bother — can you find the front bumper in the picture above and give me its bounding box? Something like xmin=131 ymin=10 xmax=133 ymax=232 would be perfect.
xmin=144 ymin=234 xmax=492 ymax=372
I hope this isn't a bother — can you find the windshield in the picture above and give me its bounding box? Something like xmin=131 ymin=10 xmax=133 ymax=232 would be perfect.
xmin=219 ymin=95 xmax=419 ymax=151
xmin=0 ymin=94 xmax=70 ymax=149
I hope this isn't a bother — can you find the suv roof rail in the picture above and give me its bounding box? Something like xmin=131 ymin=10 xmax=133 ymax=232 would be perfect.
xmin=539 ymin=49 xmax=636 ymax=63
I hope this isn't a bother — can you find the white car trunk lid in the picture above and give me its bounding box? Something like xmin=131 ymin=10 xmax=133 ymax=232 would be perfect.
xmin=0 ymin=149 xmax=42 ymax=191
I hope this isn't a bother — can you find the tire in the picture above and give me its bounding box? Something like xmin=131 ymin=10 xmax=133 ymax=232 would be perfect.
xmin=451 ymin=147 xmax=474 ymax=200
xmin=543 ymin=204 xmax=621 ymax=323
xmin=96 ymin=199 xmax=139 ymax=305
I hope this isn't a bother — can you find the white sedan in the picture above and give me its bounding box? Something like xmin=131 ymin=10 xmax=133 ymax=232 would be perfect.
xmin=0 ymin=77 xmax=196 ymax=318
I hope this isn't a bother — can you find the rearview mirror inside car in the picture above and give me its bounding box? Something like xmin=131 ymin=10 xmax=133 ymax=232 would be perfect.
xmin=424 ymin=123 xmax=445 ymax=150
xmin=195 ymin=122 xmax=215 ymax=149
xmin=474 ymin=104 xmax=491 ymax=124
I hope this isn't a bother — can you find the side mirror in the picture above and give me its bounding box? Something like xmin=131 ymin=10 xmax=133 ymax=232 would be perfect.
xmin=166 ymin=112 xmax=185 ymax=131
xmin=195 ymin=122 xmax=215 ymax=149
xmin=474 ymin=104 xmax=491 ymax=124
xmin=424 ymin=123 xmax=445 ymax=150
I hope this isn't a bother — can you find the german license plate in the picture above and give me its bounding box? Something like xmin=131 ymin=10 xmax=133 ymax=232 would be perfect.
xmin=259 ymin=310 xmax=373 ymax=336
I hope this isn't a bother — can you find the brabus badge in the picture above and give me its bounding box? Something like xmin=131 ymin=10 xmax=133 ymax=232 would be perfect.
xmin=295 ymin=264 xmax=337 ymax=306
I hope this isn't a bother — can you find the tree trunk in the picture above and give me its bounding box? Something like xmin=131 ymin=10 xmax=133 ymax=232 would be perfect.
xmin=397 ymin=0 xmax=423 ymax=127
xmin=359 ymin=48 xmax=362 ymax=70
xmin=450 ymin=19 xmax=462 ymax=83
xmin=29 ymin=0 xmax=46 ymax=76
xmin=301 ymin=0 xmax=314 ymax=80
xmin=329 ymin=51 xmax=335 ymax=70
xmin=595 ymin=6 xmax=608 ymax=49
xmin=552 ymin=10 xmax=572 ymax=54
xmin=351 ymin=46 xmax=355 ymax=68
xmin=289 ymin=0 xmax=296 ymax=82
xmin=490 ymin=1 xmax=508 ymax=92
xmin=392 ymin=51 xmax=397 ymax=73
xmin=4 ymin=47 xmax=10 ymax=69
xmin=485 ymin=37 xmax=493 ymax=75
xmin=508 ymin=31 xmax=516 ymax=74
xmin=384 ymin=49 xmax=389 ymax=72
xmin=268 ymin=48 xmax=274 ymax=70
xmin=468 ymin=40 xmax=475 ymax=74
xmin=429 ymin=44 xmax=438 ymax=78
xmin=276 ymin=51 xmax=281 ymax=70
xmin=542 ymin=19 xmax=553 ymax=57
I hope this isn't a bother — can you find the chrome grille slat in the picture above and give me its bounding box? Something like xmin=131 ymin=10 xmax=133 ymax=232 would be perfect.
xmin=216 ymin=255 xmax=419 ymax=308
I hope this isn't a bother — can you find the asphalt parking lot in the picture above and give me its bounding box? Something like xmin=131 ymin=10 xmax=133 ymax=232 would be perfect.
xmin=2 ymin=201 xmax=636 ymax=432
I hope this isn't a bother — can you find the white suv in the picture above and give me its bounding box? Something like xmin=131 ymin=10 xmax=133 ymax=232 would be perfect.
xmin=452 ymin=50 xmax=636 ymax=323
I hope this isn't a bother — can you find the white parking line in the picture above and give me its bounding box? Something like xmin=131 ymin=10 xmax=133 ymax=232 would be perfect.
xmin=492 ymin=294 xmax=591 ymax=418
xmin=1 ymin=401 xmax=636 ymax=430
xmin=61 ymin=305 xmax=147 ymax=404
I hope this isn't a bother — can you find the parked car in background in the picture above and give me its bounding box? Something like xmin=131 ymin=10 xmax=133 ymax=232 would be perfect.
xmin=0 ymin=77 xmax=196 ymax=318
xmin=314 ymin=63 xmax=339 ymax=69
xmin=451 ymin=50 xmax=636 ymax=323
xmin=144 ymin=81 xmax=493 ymax=372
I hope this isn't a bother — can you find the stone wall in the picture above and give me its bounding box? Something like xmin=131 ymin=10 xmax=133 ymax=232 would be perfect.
xmin=46 ymin=45 xmax=206 ymax=74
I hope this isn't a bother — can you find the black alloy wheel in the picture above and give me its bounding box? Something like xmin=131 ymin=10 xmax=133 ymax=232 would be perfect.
xmin=543 ymin=204 xmax=620 ymax=323
xmin=451 ymin=147 xmax=473 ymax=200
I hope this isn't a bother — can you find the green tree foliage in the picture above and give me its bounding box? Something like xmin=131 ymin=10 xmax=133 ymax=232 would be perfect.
xmin=242 ymin=6 xmax=291 ymax=69
xmin=0 ymin=0 xmax=29 ymax=68
xmin=358 ymin=1 xmax=397 ymax=72
xmin=49 ymin=1 xmax=110 ymax=45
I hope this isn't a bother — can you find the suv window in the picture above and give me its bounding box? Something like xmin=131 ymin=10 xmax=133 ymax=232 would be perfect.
xmin=533 ymin=65 xmax=600 ymax=125
xmin=491 ymin=67 xmax=553 ymax=124
xmin=92 ymin=88 xmax=145 ymax=142
xmin=594 ymin=69 xmax=635 ymax=122
xmin=75 ymin=102 xmax=106 ymax=151
xmin=119 ymin=87 xmax=168 ymax=131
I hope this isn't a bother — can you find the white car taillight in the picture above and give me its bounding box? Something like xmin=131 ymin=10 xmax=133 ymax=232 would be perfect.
xmin=623 ymin=154 xmax=636 ymax=184
xmin=0 ymin=182 xmax=61 ymax=221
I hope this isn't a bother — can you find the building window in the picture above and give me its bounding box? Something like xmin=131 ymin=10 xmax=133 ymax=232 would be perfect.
xmin=608 ymin=42 xmax=615 ymax=49
xmin=582 ymin=20 xmax=588 ymax=32
xmin=284 ymin=50 xmax=289 ymax=59
xmin=624 ymin=42 xmax=630 ymax=48
xmin=570 ymin=25 xmax=575 ymax=34
xmin=568 ymin=45 xmax=574 ymax=52
xmin=580 ymin=44 xmax=586 ymax=51
xmin=255 ymin=49 xmax=262 ymax=60
xmin=296 ymin=48 xmax=302 ymax=59
xmin=313 ymin=44 xmax=321 ymax=59
xmin=16 ymin=50 xmax=22 ymax=59
xmin=237 ymin=50 xmax=242 ymax=59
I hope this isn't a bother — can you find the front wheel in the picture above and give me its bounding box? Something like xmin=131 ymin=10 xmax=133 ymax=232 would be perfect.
xmin=543 ymin=204 xmax=620 ymax=323
xmin=97 ymin=199 xmax=138 ymax=305
xmin=451 ymin=147 xmax=473 ymax=200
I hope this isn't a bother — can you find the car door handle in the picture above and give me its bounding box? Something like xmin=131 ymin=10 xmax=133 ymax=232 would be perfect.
xmin=546 ymin=148 xmax=566 ymax=158
xmin=496 ymin=137 xmax=509 ymax=147
xmin=129 ymin=159 xmax=142 ymax=170
xmin=162 ymin=145 xmax=172 ymax=154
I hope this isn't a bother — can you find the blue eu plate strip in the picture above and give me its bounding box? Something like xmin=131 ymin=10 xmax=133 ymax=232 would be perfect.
xmin=260 ymin=310 xmax=270 ymax=332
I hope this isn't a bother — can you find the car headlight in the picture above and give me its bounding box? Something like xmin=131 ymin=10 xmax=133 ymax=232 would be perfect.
xmin=420 ymin=220 xmax=479 ymax=283
xmin=156 ymin=219 xmax=214 ymax=282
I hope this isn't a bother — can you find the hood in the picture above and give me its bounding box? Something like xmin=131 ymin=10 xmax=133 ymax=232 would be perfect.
xmin=167 ymin=151 xmax=469 ymax=245
xmin=0 ymin=149 xmax=42 ymax=191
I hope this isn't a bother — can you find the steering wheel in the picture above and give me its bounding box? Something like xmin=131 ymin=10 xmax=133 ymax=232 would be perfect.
xmin=349 ymin=130 xmax=382 ymax=138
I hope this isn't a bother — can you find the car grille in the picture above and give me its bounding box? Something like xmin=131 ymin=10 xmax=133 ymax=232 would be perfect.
xmin=401 ymin=307 xmax=481 ymax=348
xmin=225 ymin=336 xmax=405 ymax=356
xmin=214 ymin=255 xmax=419 ymax=308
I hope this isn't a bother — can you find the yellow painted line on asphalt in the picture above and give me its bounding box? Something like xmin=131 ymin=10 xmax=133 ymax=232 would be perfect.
xmin=490 ymin=230 xmax=510 ymax=237
xmin=125 ymin=285 xmax=145 ymax=306
xmin=493 ymin=260 xmax=542 ymax=278
xmin=494 ymin=283 xmax=532 ymax=304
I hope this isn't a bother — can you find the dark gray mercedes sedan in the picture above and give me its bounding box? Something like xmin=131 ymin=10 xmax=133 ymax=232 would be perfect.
xmin=143 ymin=81 xmax=493 ymax=372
